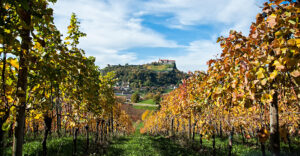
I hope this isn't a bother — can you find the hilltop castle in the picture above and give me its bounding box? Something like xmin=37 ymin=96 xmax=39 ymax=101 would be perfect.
xmin=157 ymin=59 xmax=175 ymax=65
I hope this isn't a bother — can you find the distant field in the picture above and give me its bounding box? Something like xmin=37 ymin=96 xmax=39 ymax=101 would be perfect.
xmin=133 ymin=105 xmax=158 ymax=110
xmin=138 ymin=99 xmax=155 ymax=105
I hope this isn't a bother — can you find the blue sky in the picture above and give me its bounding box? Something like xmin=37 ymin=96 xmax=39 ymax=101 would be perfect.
xmin=52 ymin=0 xmax=265 ymax=72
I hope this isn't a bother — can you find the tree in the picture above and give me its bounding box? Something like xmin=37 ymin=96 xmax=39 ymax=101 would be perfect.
xmin=153 ymin=93 xmax=161 ymax=104
xmin=5 ymin=1 xmax=58 ymax=155
xmin=131 ymin=92 xmax=140 ymax=103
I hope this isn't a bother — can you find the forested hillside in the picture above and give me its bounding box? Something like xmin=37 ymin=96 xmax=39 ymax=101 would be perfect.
xmin=102 ymin=63 xmax=188 ymax=89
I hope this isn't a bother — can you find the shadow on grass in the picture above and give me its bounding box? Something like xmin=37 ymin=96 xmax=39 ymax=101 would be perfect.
xmin=149 ymin=136 xmax=199 ymax=156
xmin=102 ymin=133 xmax=300 ymax=156
xmin=103 ymin=136 xmax=130 ymax=156
xmin=4 ymin=136 xmax=87 ymax=156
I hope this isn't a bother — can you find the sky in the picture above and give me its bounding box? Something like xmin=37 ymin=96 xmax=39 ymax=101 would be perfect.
xmin=51 ymin=0 xmax=266 ymax=72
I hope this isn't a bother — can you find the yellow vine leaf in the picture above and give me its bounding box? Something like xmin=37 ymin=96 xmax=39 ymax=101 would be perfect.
xmin=261 ymin=93 xmax=273 ymax=104
xmin=270 ymin=70 xmax=278 ymax=80
xmin=296 ymin=39 xmax=300 ymax=48
xmin=281 ymin=48 xmax=287 ymax=54
xmin=273 ymin=60 xmax=285 ymax=71
xmin=4 ymin=29 xmax=10 ymax=34
xmin=264 ymin=129 xmax=270 ymax=136
xmin=34 ymin=42 xmax=42 ymax=49
xmin=70 ymin=121 xmax=76 ymax=127
xmin=256 ymin=68 xmax=265 ymax=79
xmin=142 ymin=110 xmax=150 ymax=121
xmin=4 ymin=4 xmax=10 ymax=10
xmin=34 ymin=114 xmax=43 ymax=120
xmin=2 ymin=121 xmax=10 ymax=131
xmin=9 ymin=59 xmax=19 ymax=69
xmin=287 ymin=39 xmax=296 ymax=46
xmin=261 ymin=79 xmax=267 ymax=86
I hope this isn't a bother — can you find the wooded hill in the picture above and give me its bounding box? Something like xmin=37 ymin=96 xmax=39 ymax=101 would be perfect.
xmin=102 ymin=62 xmax=188 ymax=89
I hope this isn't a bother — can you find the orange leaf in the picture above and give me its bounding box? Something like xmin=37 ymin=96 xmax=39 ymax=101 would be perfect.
xmin=291 ymin=70 xmax=300 ymax=77
xmin=267 ymin=14 xmax=277 ymax=28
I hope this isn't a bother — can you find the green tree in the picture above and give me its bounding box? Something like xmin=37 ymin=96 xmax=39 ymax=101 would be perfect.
xmin=131 ymin=92 xmax=140 ymax=103
xmin=1 ymin=1 xmax=59 ymax=155
xmin=153 ymin=93 xmax=161 ymax=110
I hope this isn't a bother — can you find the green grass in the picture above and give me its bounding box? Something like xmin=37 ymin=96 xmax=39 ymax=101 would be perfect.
xmin=133 ymin=105 xmax=158 ymax=110
xmin=4 ymin=125 xmax=299 ymax=156
xmin=105 ymin=135 xmax=199 ymax=156
xmin=4 ymin=136 xmax=88 ymax=156
xmin=188 ymin=134 xmax=299 ymax=156
xmin=3 ymin=130 xmax=299 ymax=156
xmin=138 ymin=99 xmax=155 ymax=105
xmin=104 ymin=121 xmax=198 ymax=156
xmin=190 ymin=135 xmax=261 ymax=156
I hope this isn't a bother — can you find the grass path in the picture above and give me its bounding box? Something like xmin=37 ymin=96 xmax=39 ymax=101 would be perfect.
xmin=104 ymin=122 xmax=197 ymax=156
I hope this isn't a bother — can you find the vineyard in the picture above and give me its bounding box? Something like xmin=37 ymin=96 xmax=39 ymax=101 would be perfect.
xmin=0 ymin=0 xmax=299 ymax=156
xmin=142 ymin=0 xmax=300 ymax=156
xmin=0 ymin=1 xmax=134 ymax=155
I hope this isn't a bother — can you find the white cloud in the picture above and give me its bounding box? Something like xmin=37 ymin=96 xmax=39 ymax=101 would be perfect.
xmin=88 ymin=51 xmax=137 ymax=68
xmin=51 ymin=0 xmax=264 ymax=71
xmin=143 ymin=0 xmax=263 ymax=34
xmin=170 ymin=39 xmax=221 ymax=72
xmin=140 ymin=0 xmax=264 ymax=72
xmin=52 ymin=0 xmax=178 ymax=67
